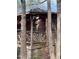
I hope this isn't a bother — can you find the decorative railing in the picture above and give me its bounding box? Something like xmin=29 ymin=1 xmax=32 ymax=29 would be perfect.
xmin=26 ymin=31 xmax=47 ymax=42
xmin=17 ymin=31 xmax=47 ymax=46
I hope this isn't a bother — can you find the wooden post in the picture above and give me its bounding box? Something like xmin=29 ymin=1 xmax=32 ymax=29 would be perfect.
xmin=26 ymin=16 xmax=33 ymax=59
xmin=47 ymin=0 xmax=55 ymax=59
xmin=30 ymin=16 xmax=33 ymax=59
xmin=20 ymin=0 xmax=27 ymax=59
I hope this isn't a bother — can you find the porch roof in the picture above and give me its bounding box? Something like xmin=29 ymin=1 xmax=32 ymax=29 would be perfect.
xmin=17 ymin=0 xmax=57 ymax=15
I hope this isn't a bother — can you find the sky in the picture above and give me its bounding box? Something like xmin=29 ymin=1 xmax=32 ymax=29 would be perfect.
xmin=17 ymin=0 xmax=57 ymax=15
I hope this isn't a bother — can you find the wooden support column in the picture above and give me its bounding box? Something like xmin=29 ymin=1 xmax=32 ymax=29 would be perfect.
xmin=30 ymin=16 xmax=33 ymax=59
xmin=47 ymin=0 xmax=55 ymax=59
xmin=21 ymin=0 xmax=27 ymax=59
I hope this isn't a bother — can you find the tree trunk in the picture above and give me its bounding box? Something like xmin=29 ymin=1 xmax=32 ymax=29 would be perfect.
xmin=47 ymin=0 xmax=55 ymax=59
xmin=56 ymin=13 xmax=61 ymax=59
xmin=56 ymin=0 xmax=61 ymax=59
xmin=20 ymin=0 xmax=27 ymax=59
